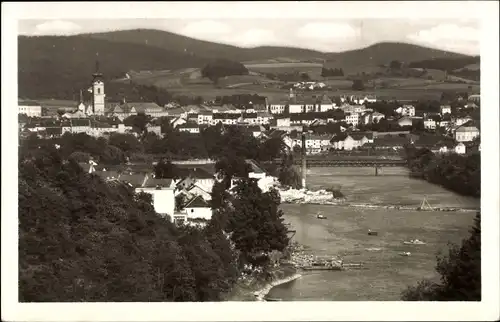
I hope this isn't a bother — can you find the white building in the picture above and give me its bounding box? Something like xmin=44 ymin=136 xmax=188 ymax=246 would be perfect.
xmin=424 ymin=118 xmax=437 ymax=130
xmin=345 ymin=113 xmax=359 ymax=126
xmin=350 ymin=95 xmax=377 ymax=104
xmin=440 ymin=105 xmax=452 ymax=115
xmin=197 ymin=111 xmax=213 ymax=125
xmin=18 ymin=101 xmax=42 ymax=117
xmin=305 ymin=134 xmax=332 ymax=154
xmin=397 ymin=116 xmax=413 ymax=127
xmin=276 ymin=117 xmax=291 ymax=127
xmin=268 ymin=102 xmax=287 ymax=114
xmin=455 ymin=125 xmax=480 ymax=142
xmin=361 ymin=111 xmax=384 ymax=125
xmin=454 ymin=142 xmax=466 ymax=154
xmin=184 ymin=195 xmax=212 ymax=220
xmin=135 ymin=177 xmax=176 ymax=217
xmin=454 ymin=116 xmax=473 ymax=127
xmin=177 ymin=123 xmax=200 ymax=133
xmin=396 ymin=105 xmax=415 ymax=117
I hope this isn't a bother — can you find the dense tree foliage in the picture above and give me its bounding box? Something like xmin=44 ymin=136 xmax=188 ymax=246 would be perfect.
xmin=389 ymin=60 xmax=403 ymax=70
xmin=277 ymin=153 xmax=303 ymax=189
xmin=405 ymin=146 xmax=480 ymax=198
xmin=215 ymin=178 xmax=289 ymax=267
xmin=154 ymin=160 xmax=182 ymax=179
xmin=351 ymin=79 xmax=365 ymax=91
xmin=402 ymin=212 xmax=481 ymax=301
xmin=18 ymin=142 xmax=239 ymax=302
xmin=266 ymin=71 xmax=312 ymax=83
xmin=123 ymin=113 xmax=152 ymax=134
xmin=18 ymin=36 xmax=201 ymax=100
xmin=408 ymin=56 xmax=480 ymax=72
xmin=201 ymin=59 xmax=249 ymax=84
xmin=321 ymin=67 xmax=344 ymax=77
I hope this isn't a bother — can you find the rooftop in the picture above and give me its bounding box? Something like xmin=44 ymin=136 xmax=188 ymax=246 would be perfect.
xmin=185 ymin=195 xmax=210 ymax=208
xmin=245 ymin=159 xmax=266 ymax=174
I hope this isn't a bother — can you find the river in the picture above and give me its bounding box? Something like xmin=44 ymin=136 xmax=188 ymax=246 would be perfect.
xmin=268 ymin=167 xmax=480 ymax=301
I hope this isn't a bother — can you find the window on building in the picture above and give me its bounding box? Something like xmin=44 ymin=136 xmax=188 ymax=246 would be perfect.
xmin=97 ymin=88 xmax=101 ymax=94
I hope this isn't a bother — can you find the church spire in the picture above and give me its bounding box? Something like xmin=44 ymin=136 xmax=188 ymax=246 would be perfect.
xmin=93 ymin=60 xmax=102 ymax=79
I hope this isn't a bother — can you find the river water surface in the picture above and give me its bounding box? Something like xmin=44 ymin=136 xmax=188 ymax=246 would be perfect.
xmin=268 ymin=167 xmax=479 ymax=301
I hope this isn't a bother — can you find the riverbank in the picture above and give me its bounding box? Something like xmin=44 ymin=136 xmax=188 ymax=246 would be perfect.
xmin=224 ymin=264 xmax=299 ymax=301
xmin=279 ymin=187 xmax=346 ymax=204
xmin=254 ymin=273 xmax=302 ymax=301
xmin=279 ymin=187 xmax=478 ymax=212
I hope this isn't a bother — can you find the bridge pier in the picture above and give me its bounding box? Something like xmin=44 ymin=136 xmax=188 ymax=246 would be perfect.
xmin=375 ymin=166 xmax=379 ymax=176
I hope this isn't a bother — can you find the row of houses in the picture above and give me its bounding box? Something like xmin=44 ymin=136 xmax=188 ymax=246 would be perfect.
xmin=20 ymin=116 xmax=163 ymax=138
xmin=82 ymin=158 xmax=277 ymax=226
xmin=268 ymin=95 xmax=337 ymax=114
xmin=269 ymin=124 xmax=479 ymax=154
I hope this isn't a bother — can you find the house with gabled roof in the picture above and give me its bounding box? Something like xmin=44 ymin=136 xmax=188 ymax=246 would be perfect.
xmin=331 ymin=132 xmax=369 ymax=151
xmin=70 ymin=118 xmax=91 ymax=134
xmin=245 ymin=159 xmax=277 ymax=192
xmin=183 ymin=195 xmax=212 ymax=220
xmin=186 ymin=183 xmax=212 ymax=201
xmin=18 ymin=100 xmax=43 ymax=117
xmin=397 ymin=116 xmax=413 ymax=127
xmin=175 ymin=166 xmax=215 ymax=193
xmin=177 ymin=122 xmax=200 ymax=134
xmin=430 ymin=140 xmax=456 ymax=154
xmin=455 ymin=122 xmax=480 ymax=142
xmin=134 ymin=176 xmax=176 ymax=217
xmin=372 ymin=135 xmax=409 ymax=150
xmin=256 ymin=111 xmax=272 ymax=125
xmin=197 ymin=110 xmax=213 ymax=125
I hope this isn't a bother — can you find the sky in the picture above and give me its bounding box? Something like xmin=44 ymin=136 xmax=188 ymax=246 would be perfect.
xmin=13 ymin=1 xmax=483 ymax=56
xmin=18 ymin=17 xmax=480 ymax=55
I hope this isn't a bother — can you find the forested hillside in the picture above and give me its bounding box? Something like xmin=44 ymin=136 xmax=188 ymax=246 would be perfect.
xmin=18 ymin=139 xmax=238 ymax=301
xmin=19 ymin=30 xmax=477 ymax=99
xmin=83 ymin=29 xmax=325 ymax=62
xmin=18 ymin=35 xmax=209 ymax=99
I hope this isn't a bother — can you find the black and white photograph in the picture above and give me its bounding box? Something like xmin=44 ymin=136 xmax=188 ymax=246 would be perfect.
xmin=2 ymin=1 xmax=499 ymax=321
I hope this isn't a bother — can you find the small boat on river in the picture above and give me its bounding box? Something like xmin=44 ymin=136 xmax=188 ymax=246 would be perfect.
xmin=368 ymin=229 xmax=378 ymax=236
xmin=316 ymin=212 xmax=326 ymax=219
xmin=399 ymin=252 xmax=412 ymax=257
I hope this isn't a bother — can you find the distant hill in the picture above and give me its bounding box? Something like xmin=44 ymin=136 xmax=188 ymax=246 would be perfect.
xmin=18 ymin=35 xmax=210 ymax=99
xmin=82 ymin=29 xmax=326 ymax=62
xmin=408 ymin=56 xmax=480 ymax=72
xmin=323 ymin=42 xmax=470 ymax=73
xmin=18 ymin=30 xmax=477 ymax=99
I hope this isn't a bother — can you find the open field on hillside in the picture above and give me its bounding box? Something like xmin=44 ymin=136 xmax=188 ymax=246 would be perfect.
xmin=244 ymin=62 xmax=324 ymax=77
xmin=242 ymin=57 xmax=322 ymax=65
xmin=463 ymin=63 xmax=480 ymax=71
xmin=402 ymin=83 xmax=480 ymax=91
xmin=118 ymin=66 xmax=477 ymax=102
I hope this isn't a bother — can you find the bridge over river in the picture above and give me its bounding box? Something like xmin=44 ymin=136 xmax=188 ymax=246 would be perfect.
xmin=264 ymin=158 xmax=408 ymax=175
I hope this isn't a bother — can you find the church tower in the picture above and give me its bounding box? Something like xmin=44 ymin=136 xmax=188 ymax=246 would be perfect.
xmin=92 ymin=61 xmax=106 ymax=115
